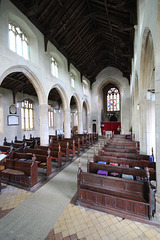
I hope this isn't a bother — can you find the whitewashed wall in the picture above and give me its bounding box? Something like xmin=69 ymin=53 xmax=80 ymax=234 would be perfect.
xmin=0 ymin=0 xmax=91 ymax=144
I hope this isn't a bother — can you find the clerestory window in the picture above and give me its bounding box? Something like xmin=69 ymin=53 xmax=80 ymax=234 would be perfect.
xmin=51 ymin=57 xmax=58 ymax=78
xmin=71 ymin=73 xmax=75 ymax=88
xmin=8 ymin=23 xmax=29 ymax=60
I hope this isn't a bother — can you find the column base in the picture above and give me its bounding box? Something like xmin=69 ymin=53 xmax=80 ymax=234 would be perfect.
xmin=153 ymin=213 xmax=160 ymax=222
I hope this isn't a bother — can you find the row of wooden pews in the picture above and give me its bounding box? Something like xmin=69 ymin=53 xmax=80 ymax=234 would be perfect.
xmin=0 ymin=133 xmax=98 ymax=190
xmin=77 ymin=135 xmax=156 ymax=222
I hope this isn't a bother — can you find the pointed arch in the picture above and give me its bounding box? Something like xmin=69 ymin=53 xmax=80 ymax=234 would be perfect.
xmin=48 ymin=83 xmax=69 ymax=110
xmin=82 ymin=99 xmax=90 ymax=114
xmin=70 ymin=93 xmax=81 ymax=112
xmin=0 ymin=65 xmax=46 ymax=104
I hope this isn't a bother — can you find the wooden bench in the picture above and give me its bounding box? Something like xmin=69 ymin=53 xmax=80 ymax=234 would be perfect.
xmin=14 ymin=136 xmax=35 ymax=148
xmin=9 ymin=151 xmax=52 ymax=176
xmin=88 ymin=161 xmax=156 ymax=181
xmin=64 ymin=138 xmax=81 ymax=155
xmin=99 ymin=150 xmax=153 ymax=161
xmin=94 ymin=155 xmax=156 ymax=171
xmin=102 ymin=146 xmax=137 ymax=154
xmin=1 ymin=157 xmax=38 ymax=188
xmin=55 ymin=139 xmax=76 ymax=159
xmin=77 ymin=164 xmax=152 ymax=221
xmin=3 ymin=138 xmax=24 ymax=150
xmin=23 ymin=146 xmax=61 ymax=169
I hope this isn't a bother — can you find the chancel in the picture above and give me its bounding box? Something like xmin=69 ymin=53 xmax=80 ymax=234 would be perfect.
xmin=0 ymin=0 xmax=160 ymax=239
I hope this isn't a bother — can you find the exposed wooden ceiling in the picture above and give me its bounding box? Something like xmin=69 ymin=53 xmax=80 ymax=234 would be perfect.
xmin=10 ymin=0 xmax=137 ymax=84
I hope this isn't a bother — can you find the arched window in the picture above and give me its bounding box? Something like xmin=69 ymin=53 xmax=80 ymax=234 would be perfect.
xmin=21 ymin=100 xmax=33 ymax=130
xmin=107 ymin=87 xmax=120 ymax=111
xmin=51 ymin=57 xmax=58 ymax=78
xmin=8 ymin=23 xmax=29 ymax=60
xmin=82 ymin=80 xmax=88 ymax=95
xmin=71 ymin=73 xmax=75 ymax=88
xmin=48 ymin=105 xmax=54 ymax=128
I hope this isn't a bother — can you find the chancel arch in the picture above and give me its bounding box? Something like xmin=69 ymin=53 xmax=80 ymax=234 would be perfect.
xmin=102 ymin=84 xmax=121 ymax=134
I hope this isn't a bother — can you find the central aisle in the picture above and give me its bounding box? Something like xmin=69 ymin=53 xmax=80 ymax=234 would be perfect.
xmin=0 ymin=144 xmax=96 ymax=240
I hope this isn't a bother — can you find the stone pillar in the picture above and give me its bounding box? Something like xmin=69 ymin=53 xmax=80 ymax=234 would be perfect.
xmin=155 ymin=69 xmax=160 ymax=220
xmin=39 ymin=104 xmax=49 ymax=146
xmin=78 ymin=111 xmax=83 ymax=134
xmin=64 ymin=109 xmax=71 ymax=138
xmin=87 ymin=113 xmax=92 ymax=133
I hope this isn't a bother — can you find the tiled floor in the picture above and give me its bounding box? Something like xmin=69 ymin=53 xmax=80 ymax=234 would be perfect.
xmin=0 ymin=183 xmax=32 ymax=219
xmin=1 ymin=137 xmax=160 ymax=240
xmin=45 ymin=203 xmax=160 ymax=240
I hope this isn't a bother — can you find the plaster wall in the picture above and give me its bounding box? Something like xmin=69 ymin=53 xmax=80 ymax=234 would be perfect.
xmin=0 ymin=0 xmax=91 ymax=142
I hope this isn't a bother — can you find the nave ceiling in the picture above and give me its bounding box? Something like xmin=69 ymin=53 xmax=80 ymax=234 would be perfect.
xmin=1 ymin=0 xmax=137 ymax=102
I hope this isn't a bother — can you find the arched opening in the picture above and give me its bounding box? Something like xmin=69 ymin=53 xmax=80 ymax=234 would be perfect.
xmin=82 ymin=101 xmax=87 ymax=133
xmin=101 ymin=83 xmax=121 ymax=135
xmin=139 ymin=28 xmax=155 ymax=155
xmin=0 ymin=71 xmax=40 ymax=143
xmin=48 ymin=88 xmax=64 ymax=137
xmin=70 ymin=96 xmax=78 ymax=135
xmin=92 ymin=123 xmax=96 ymax=133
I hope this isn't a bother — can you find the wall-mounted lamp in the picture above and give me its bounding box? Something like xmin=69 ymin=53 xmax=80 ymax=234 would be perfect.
xmin=137 ymin=104 xmax=139 ymax=110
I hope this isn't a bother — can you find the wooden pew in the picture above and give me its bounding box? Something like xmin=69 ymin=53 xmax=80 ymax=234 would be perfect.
xmin=88 ymin=161 xmax=156 ymax=181
xmin=63 ymin=138 xmax=81 ymax=155
xmin=77 ymin=164 xmax=152 ymax=221
xmin=102 ymin=146 xmax=137 ymax=154
xmin=35 ymin=141 xmax=68 ymax=162
xmin=93 ymin=155 xmax=156 ymax=171
xmin=23 ymin=146 xmax=61 ymax=169
xmin=98 ymin=150 xmax=153 ymax=161
xmin=3 ymin=138 xmax=24 ymax=150
xmin=9 ymin=150 xmax=52 ymax=176
xmin=14 ymin=136 xmax=35 ymax=148
xmin=54 ymin=139 xmax=76 ymax=159
xmin=0 ymin=145 xmax=14 ymax=154
xmin=1 ymin=156 xmax=38 ymax=188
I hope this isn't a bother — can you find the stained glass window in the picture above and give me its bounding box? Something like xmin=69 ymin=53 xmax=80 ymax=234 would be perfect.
xmin=107 ymin=88 xmax=120 ymax=111
xmin=9 ymin=23 xmax=29 ymax=60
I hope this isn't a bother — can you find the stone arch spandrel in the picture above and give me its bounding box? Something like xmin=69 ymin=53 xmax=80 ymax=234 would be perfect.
xmin=0 ymin=65 xmax=46 ymax=104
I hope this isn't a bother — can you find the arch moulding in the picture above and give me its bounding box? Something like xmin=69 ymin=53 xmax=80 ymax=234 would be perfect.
xmin=49 ymin=83 xmax=69 ymax=110
xmin=70 ymin=93 xmax=82 ymax=112
xmin=0 ymin=65 xmax=46 ymax=104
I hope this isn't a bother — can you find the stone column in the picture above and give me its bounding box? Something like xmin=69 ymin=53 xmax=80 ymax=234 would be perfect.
xmin=39 ymin=104 xmax=49 ymax=146
xmin=64 ymin=109 xmax=71 ymax=138
xmin=155 ymin=69 xmax=160 ymax=220
xmin=78 ymin=111 xmax=83 ymax=134
xmin=87 ymin=113 xmax=92 ymax=133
